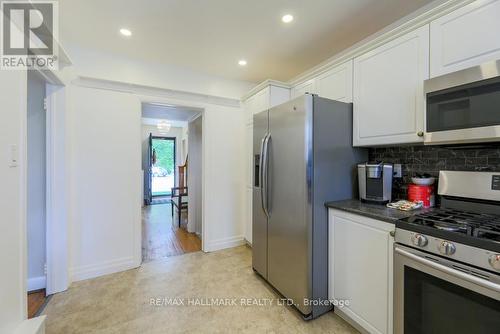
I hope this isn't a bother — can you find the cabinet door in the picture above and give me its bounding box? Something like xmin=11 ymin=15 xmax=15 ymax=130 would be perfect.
xmin=353 ymin=25 xmax=429 ymax=146
xmin=316 ymin=60 xmax=353 ymax=102
xmin=252 ymin=87 xmax=269 ymax=115
xmin=329 ymin=210 xmax=394 ymax=334
xmin=246 ymin=187 xmax=253 ymax=244
xmin=244 ymin=95 xmax=256 ymax=125
xmin=269 ymin=85 xmax=291 ymax=108
xmin=245 ymin=124 xmax=253 ymax=244
xmin=291 ymin=79 xmax=315 ymax=98
xmin=430 ymin=0 xmax=500 ymax=77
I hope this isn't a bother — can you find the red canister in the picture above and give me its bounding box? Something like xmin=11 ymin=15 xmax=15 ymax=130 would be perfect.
xmin=408 ymin=184 xmax=435 ymax=208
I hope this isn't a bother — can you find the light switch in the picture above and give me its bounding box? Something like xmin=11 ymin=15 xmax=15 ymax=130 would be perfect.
xmin=9 ymin=144 xmax=18 ymax=167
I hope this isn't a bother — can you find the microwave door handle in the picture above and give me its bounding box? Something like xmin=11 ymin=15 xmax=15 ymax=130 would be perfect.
xmin=395 ymin=247 xmax=500 ymax=293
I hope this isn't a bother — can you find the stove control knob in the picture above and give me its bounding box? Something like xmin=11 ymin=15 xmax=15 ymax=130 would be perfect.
xmin=488 ymin=254 xmax=500 ymax=271
xmin=439 ymin=241 xmax=456 ymax=256
xmin=411 ymin=234 xmax=428 ymax=247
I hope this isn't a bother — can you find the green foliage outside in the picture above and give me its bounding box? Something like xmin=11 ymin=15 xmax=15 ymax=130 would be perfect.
xmin=152 ymin=138 xmax=175 ymax=175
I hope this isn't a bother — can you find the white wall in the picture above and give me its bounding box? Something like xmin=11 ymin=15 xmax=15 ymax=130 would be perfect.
xmin=66 ymin=45 xmax=254 ymax=100
xmin=202 ymin=104 xmax=246 ymax=251
xmin=187 ymin=117 xmax=203 ymax=235
xmin=180 ymin=125 xmax=189 ymax=164
xmin=0 ymin=70 xmax=27 ymax=332
xmin=27 ymin=71 xmax=47 ymax=291
xmin=141 ymin=124 xmax=183 ymax=201
xmin=69 ymin=85 xmax=142 ymax=281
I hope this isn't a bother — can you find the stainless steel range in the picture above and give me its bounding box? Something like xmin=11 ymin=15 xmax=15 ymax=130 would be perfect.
xmin=394 ymin=171 xmax=500 ymax=334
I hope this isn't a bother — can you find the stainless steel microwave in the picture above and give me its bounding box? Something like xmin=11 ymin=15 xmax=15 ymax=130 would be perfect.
xmin=424 ymin=60 xmax=500 ymax=145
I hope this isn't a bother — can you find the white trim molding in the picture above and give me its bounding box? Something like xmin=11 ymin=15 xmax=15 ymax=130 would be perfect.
xmin=241 ymin=79 xmax=291 ymax=101
xmin=288 ymin=0 xmax=475 ymax=86
xmin=14 ymin=316 xmax=46 ymax=334
xmin=70 ymin=257 xmax=139 ymax=282
xmin=45 ymin=83 xmax=70 ymax=295
xmin=73 ymin=76 xmax=241 ymax=108
xmin=204 ymin=236 xmax=246 ymax=252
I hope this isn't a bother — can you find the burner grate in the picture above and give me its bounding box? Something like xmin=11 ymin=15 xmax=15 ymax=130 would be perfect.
xmin=406 ymin=208 xmax=500 ymax=241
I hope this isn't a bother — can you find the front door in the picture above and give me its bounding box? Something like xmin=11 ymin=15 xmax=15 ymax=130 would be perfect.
xmin=150 ymin=136 xmax=176 ymax=197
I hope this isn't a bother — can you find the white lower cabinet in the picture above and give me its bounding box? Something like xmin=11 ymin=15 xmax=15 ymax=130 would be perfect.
xmin=329 ymin=209 xmax=395 ymax=334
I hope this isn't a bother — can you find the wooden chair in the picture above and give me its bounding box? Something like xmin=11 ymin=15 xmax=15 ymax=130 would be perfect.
xmin=171 ymin=186 xmax=188 ymax=227
xmin=171 ymin=158 xmax=188 ymax=227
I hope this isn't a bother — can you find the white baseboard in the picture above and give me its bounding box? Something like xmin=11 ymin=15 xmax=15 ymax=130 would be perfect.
xmin=14 ymin=316 xmax=46 ymax=334
xmin=28 ymin=276 xmax=46 ymax=292
xmin=70 ymin=257 xmax=140 ymax=282
xmin=205 ymin=235 xmax=245 ymax=252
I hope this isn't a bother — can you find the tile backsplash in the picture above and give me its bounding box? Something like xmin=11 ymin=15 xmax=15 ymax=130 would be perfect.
xmin=368 ymin=144 xmax=500 ymax=200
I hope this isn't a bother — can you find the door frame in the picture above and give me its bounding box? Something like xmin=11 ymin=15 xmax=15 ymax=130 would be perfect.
xmin=22 ymin=67 xmax=69 ymax=307
xmin=140 ymin=98 xmax=206 ymax=252
xmin=150 ymin=135 xmax=177 ymax=197
xmin=43 ymin=75 xmax=69 ymax=296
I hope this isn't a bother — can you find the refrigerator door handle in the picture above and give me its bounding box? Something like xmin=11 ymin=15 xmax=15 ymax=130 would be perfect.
xmin=259 ymin=134 xmax=269 ymax=217
xmin=262 ymin=134 xmax=271 ymax=218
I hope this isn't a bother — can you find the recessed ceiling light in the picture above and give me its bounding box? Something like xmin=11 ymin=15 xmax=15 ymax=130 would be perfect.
xmin=238 ymin=59 xmax=247 ymax=66
xmin=282 ymin=14 xmax=294 ymax=23
xmin=120 ymin=28 xmax=132 ymax=37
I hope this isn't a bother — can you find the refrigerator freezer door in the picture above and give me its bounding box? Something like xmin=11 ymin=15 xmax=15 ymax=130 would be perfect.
xmin=267 ymin=95 xmax=313 ymax=316
xmin=252 ymin=110 xmax=269 ymax=278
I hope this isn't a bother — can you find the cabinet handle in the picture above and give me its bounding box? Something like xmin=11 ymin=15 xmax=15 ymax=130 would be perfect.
xmin=417 ymin=131 xmax=424 ymax=137
xmin=390 ymin=231 xmax=396 ymax=238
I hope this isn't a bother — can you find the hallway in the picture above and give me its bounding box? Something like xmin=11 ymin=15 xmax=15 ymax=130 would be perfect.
xmin=142 ymin=203 xmax=201 ymax=262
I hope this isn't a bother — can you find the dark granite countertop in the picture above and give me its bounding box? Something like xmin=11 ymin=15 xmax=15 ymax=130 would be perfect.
xmin=325 ymin=199 xmax=428 ymax=224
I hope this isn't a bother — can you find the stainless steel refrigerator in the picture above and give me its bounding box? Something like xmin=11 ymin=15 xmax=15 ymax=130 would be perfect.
xmin=252 ymin=94 xmax=367 ymax=319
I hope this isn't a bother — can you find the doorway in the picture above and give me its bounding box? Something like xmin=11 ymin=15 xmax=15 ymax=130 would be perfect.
xmin=141 ymin=103 xmax=202 ymax=263
xmin=150 ymin=136 xmax=176 ymax=198
xmin=27 ymin=71 xmax=48 ymax=318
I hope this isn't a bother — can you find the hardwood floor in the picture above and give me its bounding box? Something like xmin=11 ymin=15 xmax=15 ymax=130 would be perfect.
xmin=28 ymin=289 xmax=47 ymax=319
xmin=142 ymin=203 xmax=201 ymax=262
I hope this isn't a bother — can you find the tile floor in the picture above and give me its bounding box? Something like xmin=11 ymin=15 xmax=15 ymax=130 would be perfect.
xmin=42 ymin=246 xmax=358 ymax=334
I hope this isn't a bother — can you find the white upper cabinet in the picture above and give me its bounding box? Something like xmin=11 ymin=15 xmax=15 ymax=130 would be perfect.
xmin=315 ymin=60 xmax=353 ymax=102
xmin=430 ymin=0 xmax=500 ymax=78
xmin=291 ymin=79 xmax=316 ymax=99
xmin=353 ymin=25 xmax=429 ymax=147
xmin=244 ymin=84 xmax=290 ymax=124
xmin=291 ymin=60 xmax=353 ymax=102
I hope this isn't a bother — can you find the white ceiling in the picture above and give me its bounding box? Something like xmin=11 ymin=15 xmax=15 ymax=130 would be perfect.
xmin=142 ymin=103 xmax=201 ymax=122
xmin=141 ymin=118 xmax=187 ymax=128
xmin=60 ymin=0 xmax=435 ymax=83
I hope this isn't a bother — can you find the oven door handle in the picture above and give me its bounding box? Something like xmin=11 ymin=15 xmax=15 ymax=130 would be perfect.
xmin=395 ymin=247 xmax=500 ymax=293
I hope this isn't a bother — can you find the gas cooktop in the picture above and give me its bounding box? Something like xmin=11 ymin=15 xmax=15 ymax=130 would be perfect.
xmin=398 ymin=208 xmax=500 ymax=253
xmin=407 ymin=208 xmax=500 ymax=238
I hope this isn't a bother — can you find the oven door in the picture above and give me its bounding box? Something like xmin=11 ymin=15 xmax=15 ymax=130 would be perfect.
xmin=394 ymin=245 xmax=500 ymax=334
